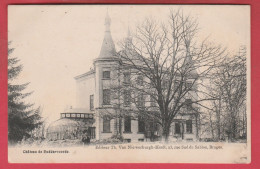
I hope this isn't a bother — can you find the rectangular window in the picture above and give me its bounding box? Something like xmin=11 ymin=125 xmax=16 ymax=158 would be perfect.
xmin=186 ymin=120 xmax=193 ymax=133
xmin=137 ymin=93 xmax=145 ymax=108
xmin=175 ymin=123 xmax=181 ymax=134
xmin=124 ymin=139 xmax=131 ymax=143
xmin=137 ymin=75 xmax=143 ymax=86
xmin=124 ymin=72 xmax=130 ymax=84
xmin=186 ymin=82 xmax=192 ymax=89
xmin=185 ymin=99 xmax=192 ymax=105
xmin=103 ymin=89 xmax=111 ymax=105
xmin=90 ymin=95 xmax=94 ymax=110
xmin=103 ymin=71 xmax=110 ymax=79
xmin=185 ymin=99 xmax=192 ymax=111
xmin=103 ymin=116 xmax=111 ymax=133
xmin=138 ymin=116 xmax=145 ymax=133
xmin=124 ymin=116 xmax=131 ymax=133
xmin=124 ymin=90 xmax=131 ymax=106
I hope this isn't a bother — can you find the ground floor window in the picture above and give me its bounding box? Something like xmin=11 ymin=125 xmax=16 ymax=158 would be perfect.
xmin=175 ymin=123 xmax=181 ymax=134
xmin=186 ymin=120 xmax=193 ymax=133
xmin=138 ymin=116 xmax=145 ymax=133
xmin=124 ymin=139 xmax=131 ymax=143
xmin=124 ymin=116 xmax=131 ymax=133
xmin=138 ymin=139 xmax=144 ymax=142
xmin=103 ymin=116 xmax=111 ymax=133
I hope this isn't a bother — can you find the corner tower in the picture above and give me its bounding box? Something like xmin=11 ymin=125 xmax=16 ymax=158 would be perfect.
xmin=94 ymin=12 xmax=120 ymax=140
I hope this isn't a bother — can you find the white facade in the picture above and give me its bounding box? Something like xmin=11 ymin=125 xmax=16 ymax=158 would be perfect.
xmin=73 ymin=13 xmax=198 ymax=142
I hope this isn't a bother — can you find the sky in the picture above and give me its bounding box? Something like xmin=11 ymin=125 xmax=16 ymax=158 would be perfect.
xmin=8 ymin=5 xmax=250 ymax=124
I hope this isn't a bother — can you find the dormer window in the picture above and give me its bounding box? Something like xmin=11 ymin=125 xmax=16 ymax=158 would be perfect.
xmin=186 ymin=81 xmax=192 ymax=89
xmin=103 ymin=71 xmax=110 ymax=79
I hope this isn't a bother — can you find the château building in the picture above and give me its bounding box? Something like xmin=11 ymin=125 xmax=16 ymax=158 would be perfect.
xmin=46 ymin=13 xmax=199 ymax=142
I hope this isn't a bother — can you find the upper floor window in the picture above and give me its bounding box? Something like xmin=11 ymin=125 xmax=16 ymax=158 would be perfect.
xmin=185 ymin=99 xmax=192 ymax=110
xmin=124 ymin=72 xmax=130 ymax=84
xmin=124 ymin=90 xmax=131 ymax=106
xmin=186 ymin=81 xmax=192 ymax=89
xmin=137 ymin=75 xmax=143 ymax=86
xmin=162 ymin=79 xmax=169 ymax=89
xmin=90 ymin=95 xmax=94 ymax=110
xmin=103 ymin=71 xmax=110 ymax=79
xmin=137 ymin=93 xmax=145 ymax=108
xmin=174 ymin=81 xmax=180 ymax=90
xmin=103 ymin=89 xmax=111 ymax=105
xmin=186 ymin=120 xmax=193 ymax=133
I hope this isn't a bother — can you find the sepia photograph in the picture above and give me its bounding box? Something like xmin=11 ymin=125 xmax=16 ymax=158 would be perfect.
xmin=8 ymin=5 xmax=250 ymax=163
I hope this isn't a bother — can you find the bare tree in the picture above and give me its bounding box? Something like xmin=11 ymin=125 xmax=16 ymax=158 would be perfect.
xmin=113 ymin=9 xmax=226 ymax=141
xmin=206 ymin=47 xmax=247 ymax=142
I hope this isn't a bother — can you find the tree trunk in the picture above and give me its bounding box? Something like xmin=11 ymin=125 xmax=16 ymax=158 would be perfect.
xmin=209 ymin=111 xmax=215 ymax=139
xmin=119 ymin=117 xmax=122 ymax=136
xmin=162 ymin=128 xmax=169 ymax=142
xmin=230 ymin=108 xmax=238 ymax=142
xmin=195 ymin=114 xmax=199 ymax=141
xmin=231 ymin=116 xmax=237 ymax=141
xmin=216 ymin=98 xmax=221 ymax=141
xmin=162 ymin=122 xmax=171 ymax=142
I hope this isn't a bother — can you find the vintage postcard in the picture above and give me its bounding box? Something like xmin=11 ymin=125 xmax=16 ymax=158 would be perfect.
xmin=8 ymin=5 xmax=250 ymax=163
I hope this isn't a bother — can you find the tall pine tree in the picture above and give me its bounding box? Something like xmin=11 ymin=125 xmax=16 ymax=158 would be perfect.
xmin=8 ymin=42 xmax=42 ymax=144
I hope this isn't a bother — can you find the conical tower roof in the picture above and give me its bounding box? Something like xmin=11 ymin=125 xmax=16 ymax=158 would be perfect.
xmin=98 ymin=12 xmax=116 ymax=58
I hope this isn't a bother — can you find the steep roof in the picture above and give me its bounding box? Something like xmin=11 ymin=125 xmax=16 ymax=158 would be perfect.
xmin=98 ymin=12 xmax=116 ymax=58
